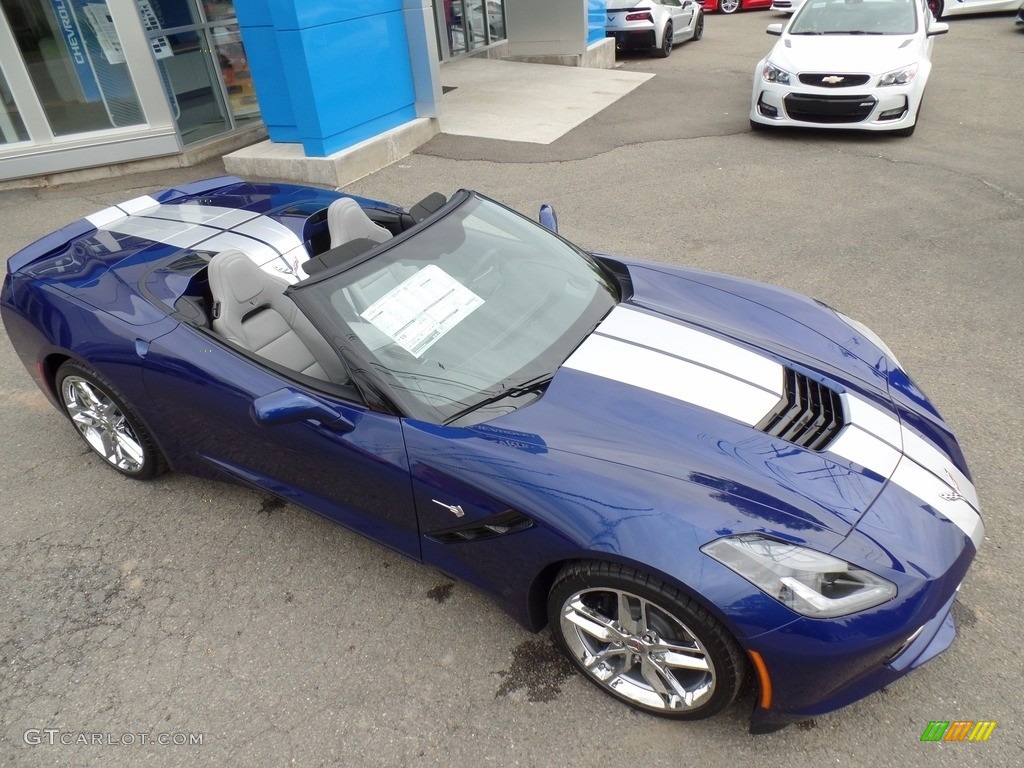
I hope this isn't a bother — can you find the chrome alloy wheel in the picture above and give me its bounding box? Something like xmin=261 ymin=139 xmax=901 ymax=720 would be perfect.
xmin=719 ymin=0 xmax=741 ymax=13
xmin=61 ymin=375 xmax=146 ymax=473
xmin=559 ymin=587 xmax=717 ymax=712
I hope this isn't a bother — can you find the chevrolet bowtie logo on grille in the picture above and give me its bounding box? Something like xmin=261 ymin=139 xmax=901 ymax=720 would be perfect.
xmin=822 ymin=76 xmax=845 ymax=84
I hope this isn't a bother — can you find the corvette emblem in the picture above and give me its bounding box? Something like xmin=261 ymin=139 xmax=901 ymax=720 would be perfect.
xmin=432 ymin=499 xmax=466 ymax=517
xmin=939 ymin=470 xmax=968 ymax=503
xmin=822 ymin=75 xmax=845 ymax=84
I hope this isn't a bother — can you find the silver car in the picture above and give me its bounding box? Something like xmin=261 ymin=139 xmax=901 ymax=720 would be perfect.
xmin=606 ymin=0 xmax=705 ymax=58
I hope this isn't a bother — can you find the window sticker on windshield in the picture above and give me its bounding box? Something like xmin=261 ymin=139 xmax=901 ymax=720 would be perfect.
xmin=360 ymin=265 xmax=484 ymax=358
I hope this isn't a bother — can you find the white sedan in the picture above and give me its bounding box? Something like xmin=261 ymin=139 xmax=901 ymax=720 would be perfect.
xmin=750 ymin=0 xmax=949 ymax=137
xmin=928 ymin=0 xmax=1022 ymax=18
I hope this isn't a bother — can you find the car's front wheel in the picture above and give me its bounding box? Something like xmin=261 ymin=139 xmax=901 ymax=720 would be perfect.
xmin=719 ymin=0 xmax=741 ymax=14
xmin=56 ymin=360 xmax=167 ymax=480
xmin=548 ymin=561 xmax=745 ymax=719
xmin=693 ymin=12 xmax=705 ymax=41
xmin=654 ymin=22 xmax=674 ymax=57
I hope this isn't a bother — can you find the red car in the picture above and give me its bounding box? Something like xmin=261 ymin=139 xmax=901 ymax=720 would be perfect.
xmin=701 ymin=0 xmax=772 ymax=12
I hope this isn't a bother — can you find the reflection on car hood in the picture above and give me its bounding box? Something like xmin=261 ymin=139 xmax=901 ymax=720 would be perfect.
xmin=483 ymin=260 xmax=981 ymax=546
xmin=771 ymin=35 xmax=926 ymax=74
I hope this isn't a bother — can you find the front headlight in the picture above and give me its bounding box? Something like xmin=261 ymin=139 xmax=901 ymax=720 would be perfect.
xmin=701 ymin=534 xmax=897 ymax=618
xmin=762 ymin=61 xmax=792 ymax=85
xmin=878 ymin=63 xmax=919 ymax=87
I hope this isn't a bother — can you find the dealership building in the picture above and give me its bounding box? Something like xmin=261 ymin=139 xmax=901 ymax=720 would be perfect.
xmin=0 ymin=1 xmax=611 ymax=184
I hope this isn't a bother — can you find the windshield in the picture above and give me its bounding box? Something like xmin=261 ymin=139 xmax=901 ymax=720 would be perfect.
xmin=789 ymin=0 xmax=918 ymax=35
xmin=290 ymin=193 xmax=619 ymax=424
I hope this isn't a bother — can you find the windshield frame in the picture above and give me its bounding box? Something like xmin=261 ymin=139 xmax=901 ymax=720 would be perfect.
xmin=287 ymin=191 xmax=620 ymax=425
xmin=788 ymin=0 xmax=920 ymax=37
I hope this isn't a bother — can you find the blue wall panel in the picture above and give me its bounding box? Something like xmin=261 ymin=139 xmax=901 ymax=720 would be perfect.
xmin=267 ymin=0 xmax=405 ymax=29
xmin=587 ymin=0 xmax=607 ymax=45
xmin=238 ymin=24 xmax=299 ymax=142
xmin=237 ymin=0 xmax=417 ymax=157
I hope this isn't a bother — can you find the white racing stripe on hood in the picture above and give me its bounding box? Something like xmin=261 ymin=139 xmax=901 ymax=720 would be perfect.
xmin=562 ymin=307 xmax=784 ymax=426
xmin=890 ymin=459 xmax=984 ymax=550
xmin=830 ymin=392 xmax=982 ymax=548
xmin=568 ymin=307 xmax=983 ymax=547
xmin=594 ymin=307 xmax=784 ymax=396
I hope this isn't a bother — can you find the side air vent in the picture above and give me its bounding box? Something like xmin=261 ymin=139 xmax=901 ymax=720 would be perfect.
xmin=427 ymin=509 xmax=534 ymax=544
xmin=756 ymin=369 xmax=845 ymax=451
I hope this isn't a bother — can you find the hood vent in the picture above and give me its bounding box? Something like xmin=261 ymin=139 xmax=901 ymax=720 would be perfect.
xmin=756 ymin=369 xmax=845 ymax=451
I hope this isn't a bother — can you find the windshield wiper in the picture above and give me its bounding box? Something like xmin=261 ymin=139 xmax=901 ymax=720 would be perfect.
xmin=446 ymin=373 xmax=554 ymax=424
xmin=789 ymin=30 xmax=824 ymax=35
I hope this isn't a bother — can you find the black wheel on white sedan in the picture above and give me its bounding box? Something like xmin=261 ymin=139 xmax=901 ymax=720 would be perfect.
xmin=720 ymin=0 xmax=741 ymax=13
xmin=892 ymin=98 xmax=923 ymax=137
xmin=56 ymin=360 xmax=167 ymax=480
xmin=654 ymin=22 xmax=674 ymax=57
xmin=548 ymin=561 xmax=745 ymax=719
xmin=694 ymin=12 xmax=705 ymax=41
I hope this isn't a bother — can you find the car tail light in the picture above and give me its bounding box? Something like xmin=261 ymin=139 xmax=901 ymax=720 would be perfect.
xmin=625 ymin=12 xmax=654 ymax=21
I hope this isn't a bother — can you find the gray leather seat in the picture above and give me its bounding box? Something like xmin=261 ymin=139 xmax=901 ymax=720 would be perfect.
xmin=208 ymin=250 xmax=349 ymax=384
xmin=327 ymin=198 xmax=392 ymax=249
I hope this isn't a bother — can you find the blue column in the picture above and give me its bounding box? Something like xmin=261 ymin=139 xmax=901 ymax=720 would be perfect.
xmin=236 ymin=1 xmax=418 ymax=157
xmin=588 ymin=1 xmax=608 ymax=46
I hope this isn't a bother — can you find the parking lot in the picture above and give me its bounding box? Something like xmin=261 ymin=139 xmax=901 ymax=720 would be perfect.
xmin=1 ymin=10 xmax=1022 ymax=768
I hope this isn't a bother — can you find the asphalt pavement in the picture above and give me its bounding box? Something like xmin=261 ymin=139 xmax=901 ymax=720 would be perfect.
xmin=1 ymin=11 xmax=1022 ymax=768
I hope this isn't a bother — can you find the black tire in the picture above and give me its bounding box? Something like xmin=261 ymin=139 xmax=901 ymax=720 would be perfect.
xmin=56 ymin=360 xmax=167 ymax=480
xmin=927 ymin=0 xmax=943 ymax=18
xmin=548 ymin=561 xmax=745 ymax=720
xmin=719 ymin=0 xmax=741 ymax=14
xmin=654 ymin=22 xmax=673 ymax=57
xmin=891 ymin=97 xmax=922 ymax=137
xmin=693 ymin=12 xmax=705 ymax=42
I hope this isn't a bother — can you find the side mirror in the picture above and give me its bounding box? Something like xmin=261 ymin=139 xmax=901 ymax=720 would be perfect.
xmin=252 ymin=387 xmax=354 ymax=432
xmin=766 ymin=23 xmax=783 ymax=36
xmin=927 ymin=21 xmax=949 ymax=36
xmin=539 ymin=203 xmax=558 ymax=233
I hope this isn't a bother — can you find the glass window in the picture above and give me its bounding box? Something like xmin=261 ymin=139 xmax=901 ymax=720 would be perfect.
xmin=291 ymin=194 xmax=618 ymax=424
xmin=2 ymin=0 xmax=145 ymax=136
xmin=0 ymin=67 xmax=28 ymax=144
xmin=441 ymin=0 xmax=505 ymax=58
xmin=202 ymin=0 xmax=235 ymax=22
xmin=140 ymin=0 xmax=232 ymax=143
xmin=210 ymin=23 xmax=258 ymax=123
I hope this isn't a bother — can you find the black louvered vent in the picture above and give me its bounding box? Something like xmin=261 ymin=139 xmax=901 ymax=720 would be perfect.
xmin=426 ymin=509 xmax=534 ymax=544
xmin=756 ymin=369 xmax=845 ymax=451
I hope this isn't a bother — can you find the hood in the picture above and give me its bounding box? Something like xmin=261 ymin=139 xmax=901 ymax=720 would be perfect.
xmin=771 ymin=34 xmax=925 ymax=75
xmin=477 ymin=260 xmax=981 ymax=547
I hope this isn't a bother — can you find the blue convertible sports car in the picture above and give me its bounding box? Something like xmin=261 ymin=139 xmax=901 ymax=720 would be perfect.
xmin=1 ymin=177 xmax=983 ymax=732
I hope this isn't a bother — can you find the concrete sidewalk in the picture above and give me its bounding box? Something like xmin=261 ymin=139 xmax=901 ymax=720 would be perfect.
xmin=224 ymin=56 xmax=652 ymax=187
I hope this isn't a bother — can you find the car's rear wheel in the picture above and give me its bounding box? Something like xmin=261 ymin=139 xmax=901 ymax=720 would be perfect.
xmin=654 ymin=22 xmax=673 ymax=57
xmin=719 ymin=0 xmax=741 ymax=13
xmin=56 ymin=360 xmax=166 ymax=480
xmin=693 ymin=12 xmax=705 ymax=41
xmin=548 ymin=561 xmax=745 ymax=719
